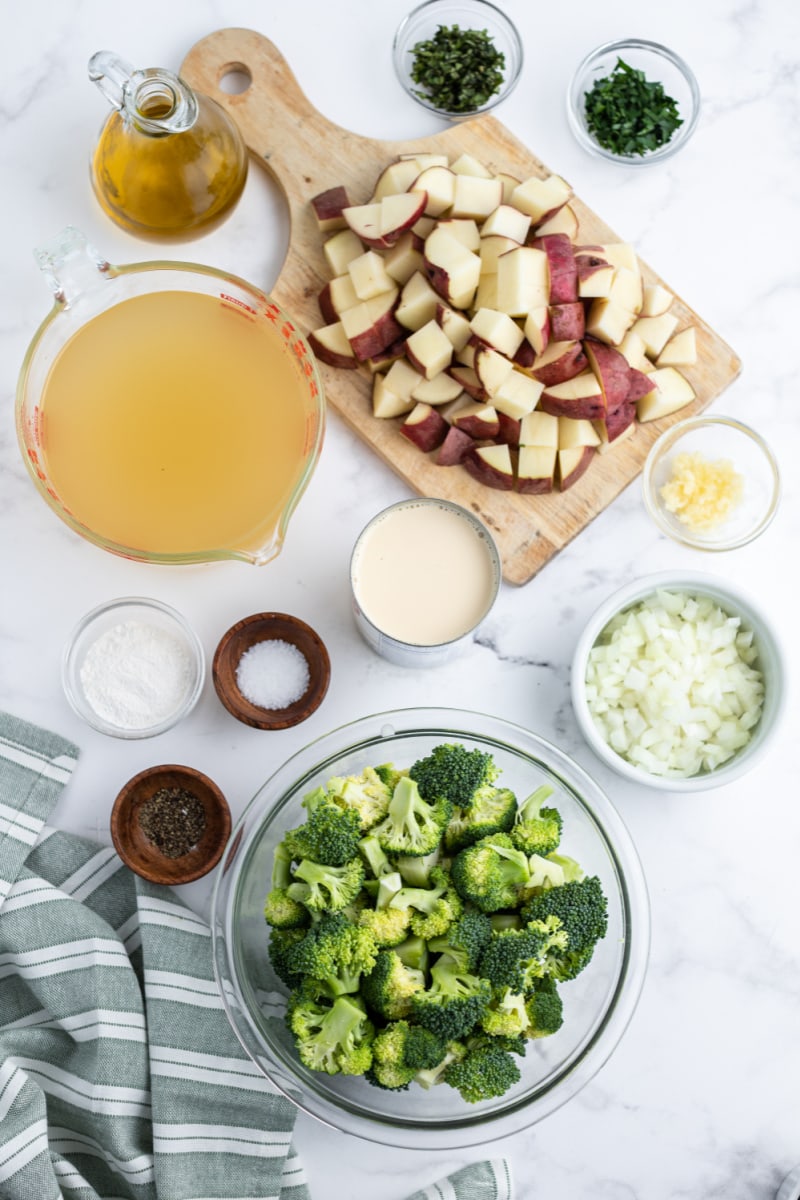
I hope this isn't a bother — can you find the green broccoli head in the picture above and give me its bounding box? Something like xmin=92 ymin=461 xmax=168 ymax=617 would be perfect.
xmin=428 ymin=908 xmax=493 ymax=972
xmin=287 ymin=990 xmax=374 ymax=1076
xmin=287 ymin=857 xmax=365 ymax=914
xmin=263 ymin=888 xmax=310 ymax=930
xmin=373 ymin=763 xmax=408 ymax=790
xmin=442 ymin=1038 xmax=521 ymax=1103
xmin=357 ymin=905 xmax=412 ymax=948
xmin=411 ymin=950 xmax=491 ymax=1041
xmin=389 ymin=864 xmax=463 ymax=940
xmin=368 ymin=1020 xmax=448 ymax=1091
xmin=284 ymin=912 xmax=378 ymax=995
xmin=444 ymin=786 xmax=518 ymax=853
xmin=451 ymin=833 xmax=531 ymax=912
xmin=478 ymin=916 xmax=567 ymax=992
xmin=267 ymin=927 xmax=307 ymax=990
xmin=326 ymin=766 xmax=393 ymax=832
xmin=510 ymin=785 xmax=563 ymax=856
xmin=521 ymin=876 xmax=609 ymax=981
xmin=525 ymin=976 xmax=564 ymax=1038
xmin=361 ymin=948 xmax=426 ymax=1020
xmin=479 ymin=987 xmax=531 ymax=1039
xmin=393 ymin=933 xmax=430 ymax=974
xmin=284 ymin=798 xmax=362 ymax=867
xmin=371 ymin=775 xmax=452 ymax=858
xmin=409 ymin=743 xmax=500 ymax=810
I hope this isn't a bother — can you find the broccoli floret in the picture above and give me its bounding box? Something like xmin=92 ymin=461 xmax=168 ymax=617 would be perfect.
xmin=393 ymin=934 xmax=429 ymax=974
xmin=326 ymin=767 xmax=393 ymax=832
xmin=411 ymin=948 xmax=491 ymax=1040
xmin=478 ymin=916 xmax=567 ymax=992
xmin=428 ymin=908 xmax=492 ymax=972
xmin=526 ymin=977 xmax=564 ymax=1038
xmin=358 ymin=834 xmax=395 ymax=880
xmin=287 ymin=990 xmax=374 ymax=1076
xmin=442 ymin=1038 xmax=521 ymax=1103
xmin=451 ymin=833 xmax=531 ymax=912
xmin=286 ymin=857 xmax=365 ymax=914
xmin=284 ymin=798 xmax=362 ymax=867
xmin=264 ymin=841 xmax=310 ymax=928
xmin=371 ymin=775 xmax=452 ymax=858
xmin=267 ymin=927 xmax=307 ymax=990
xmin=510 ymin=785 xmax=563 ymax=856
xmin=414 ymin=1040 xmax=466 ymax=1089
xmin=373 ymin=763 xmax=408 ymax=790
xmin=358 ymin=905 xmax=411 ymax=948
xmin=284 ymin=912 xmax=378 ymax=996
xmin=395 ymin=848 xmax=440 ymax=887
xmin=444 ymin=786 xmax=518 ymax=853
xmin=521 ymin=876 xmax=609 ymax=981
xmin=480 ymin=987 xmax=531 ymax=1039
xmin=489 ymin=912 xmax=522 ymax=932
xmin=409 ymin=743 xmax=500 ymax=810
xmin=361 ymin=949 xmax=426 ymax=1020
xmin=368 ymin=1020 xmax=447 ymax=1090
xmin=389 ymin=865 xmax=462 ymax=940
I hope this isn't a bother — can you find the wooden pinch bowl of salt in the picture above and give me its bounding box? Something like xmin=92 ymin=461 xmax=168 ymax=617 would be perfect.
xmin=110 ymin=763 xmax=231 ymax=885
xmin=212 ymin=612 xmax=331 ymax=730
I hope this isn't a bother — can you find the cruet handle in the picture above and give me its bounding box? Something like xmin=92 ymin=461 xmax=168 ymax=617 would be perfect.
xmin=34 ymin=226 xmax=111 ymax=308
xmin=88 ymin=50 xmax=135 ymax=110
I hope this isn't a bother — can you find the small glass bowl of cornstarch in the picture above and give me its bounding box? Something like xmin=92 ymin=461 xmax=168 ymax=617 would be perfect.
xmin=212 ymin=612 xmax=331 ymax=730
xmin=62 ymin=597 xmax=205 ymax=738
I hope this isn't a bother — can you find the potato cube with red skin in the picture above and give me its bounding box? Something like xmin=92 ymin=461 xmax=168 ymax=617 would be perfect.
xmin=548 ymin=302 xmax=585 ymax=342
xmin=437 ymin=425 xmax=475 ymax=466
xmin=447 ymin=365 xmax=486 ymax=401
xmin=492 ymin=369 xmax=543 ymax=420
xmin=348 ymin=250 xmax=395 ymax=301
xmin=384 ymin=231 xmax=425 ymax=285
xmin=406 ymin=319 xmax=454 ymax=379
xmin=451 ymin=175 xmax=503 ymax=221
xmin=400 ymin=402 xmax=449 ymax=451
xmin=641 ymin=282 xmax=673 ymax=317
xmin=531 ymin=234 xmax=578 ymax=304
xmin=479 ymin=235 xmax=519 ymax=275
xmin=496 ymin=171 xmax=521 ymax=204
xmin=617 ymin=330 xmax=652 ymax=372
xmin=450 ymin=152 xmax=493 ymax=177
xmin=435 ymin=218 xmax=481 ymax=251
xmin=497 ymin=411 xmax=521 ymax=447
xmin=557 ymin=416 xmax=601 ymax=450
xmin=531 ymin=340 xmax=587 ymax=387
xmin=513 ymin=338 xmax=538 ymax=369
xmin=452 ymin=402 xmax=501 ymax=440
xmin=533 ymin=203 xmax=579 ymax=239
xmin=382 ymin=357 xmax=426 ymax=402
xmin=495 ymin=246 xmax=549 ymax=316
xmin=463 ymin=443 xmax=515 ymax=491
xmin=576 ymin=253 xmax=614 ymax=299
xmin=636 ymin=367 xmax=695 ymax=422
xmin=474 ymin=345 xmax=515 ymax=397
xmin=631 ymin=313 xmax=680 ymax=358
xmin=656 ymin=327 xmax=697 ymax=367
xmin=473 ymin=274 xmax=499 ymax=311
xmin=308 ymin=322 xmax=359 ymax=370
xmin=602 ymin=243 xmax=639 ymax=273
xmin=366 ymin=337 xmax=408 ymax=374
xmin=596 ymin=401 xmax=637 ymax=443
xmin=519 ymin=410 xmax=558 ymax=448
xmin=517 ymin=445 xmax=557 ymax=494
xmin=396 ymin=272 xmax=440 ymax=331
xmin=583 ymin=340 xmax=633 ymax=412
xmin=409 ymin=166 xmax=456 ymax=217
xmin=539 ymin=371 xmax=605 ymax=420
xmin=607 ymin=267 xmax=643 ymax=315
xmin=558 ymin=445 xmax=595 ymax=490
xmin=424 ymin=227 xmax=481 ymax=310
xmin=372 ymin=159 xmax=421 ymax=199
xmin=523 ymin=307 xmax=550 ymax=356
xmin=379 ymin=191 xmax=429 ymax=243
xmin=511 ymin=174 xmax=572 ymax=224
xmin=342 ymin=202 xmax=386 ymax=248
xmin=481 ymin=203 xmax=531 ymax=243
xmin=585 ymin=298 xmax=637 ymax=346
xmin=625 ymin=367 xmax=657 ymax=403
xmin=311 ymin=185 xmax=351 ymax=231
xmin=436 ymin=303 xmax=473 ymax=352
xmin=341 ymin=290 xmax=402 ymax=361
xmin=372 ymin=373 xmax=416 ymax=419
xmin=324 ymin=228 xmax=366 ymax=277
xmin=470 ymin=308 xmax=525 ymax=359
xmin=411 ymin=371 xmax=464 ymax=405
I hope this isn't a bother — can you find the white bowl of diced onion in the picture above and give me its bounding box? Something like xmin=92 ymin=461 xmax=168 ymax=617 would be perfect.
xmin=571 ymin=571 xmax=785 ymax=791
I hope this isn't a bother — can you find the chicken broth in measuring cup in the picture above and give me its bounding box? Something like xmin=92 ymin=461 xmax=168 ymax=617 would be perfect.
xmin=350 ymin=499 xmax=500 ymax=667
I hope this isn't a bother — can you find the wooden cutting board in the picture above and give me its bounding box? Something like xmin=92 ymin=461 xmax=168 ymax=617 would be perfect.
xmin=181 ymin=28 xmax=741 ymax=585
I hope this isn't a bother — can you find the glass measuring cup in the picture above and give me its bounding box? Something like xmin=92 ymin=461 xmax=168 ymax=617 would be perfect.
xmin=89 ymin=51 xmax=249 ymax=239
xmin=16 ymin=227 xmax=325 ymax=566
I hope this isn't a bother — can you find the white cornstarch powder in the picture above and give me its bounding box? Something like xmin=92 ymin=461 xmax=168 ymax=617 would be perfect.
xmin=235 ymin=638 xmax=310 ymax=709
xmin=79 ymin=619 xmax=194 ymax=730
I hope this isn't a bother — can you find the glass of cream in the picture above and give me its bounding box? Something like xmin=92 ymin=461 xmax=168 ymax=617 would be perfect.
xmin=350 ymin=498 xmax=501 ymax=667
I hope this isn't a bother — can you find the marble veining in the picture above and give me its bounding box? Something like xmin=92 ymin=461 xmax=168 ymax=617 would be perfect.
xmin=1 ymin=2 xmax=798 ymax=1198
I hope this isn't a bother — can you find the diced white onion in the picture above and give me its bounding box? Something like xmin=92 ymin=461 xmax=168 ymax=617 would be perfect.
xmin=584 ymin=589 xmax=765 ymax=778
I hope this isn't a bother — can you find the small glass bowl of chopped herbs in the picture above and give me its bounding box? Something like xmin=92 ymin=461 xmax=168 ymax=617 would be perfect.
xmin=568 ymin=39 xmax=700 ymax=164
xmin=393 ymin=0 xmax=523 ymax=120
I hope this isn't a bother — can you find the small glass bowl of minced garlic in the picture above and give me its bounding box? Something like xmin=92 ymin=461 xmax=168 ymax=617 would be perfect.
xmin=642 ymin=416 xmax=781 ymax=551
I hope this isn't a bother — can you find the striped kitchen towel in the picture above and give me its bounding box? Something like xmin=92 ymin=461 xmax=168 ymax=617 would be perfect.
xmin=0 ymin=711 xmax=512 ymax=1200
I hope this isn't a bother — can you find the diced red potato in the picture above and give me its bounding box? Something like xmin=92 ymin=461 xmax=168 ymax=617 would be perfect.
xmin=470 ymin=307 xmax=525 ymax=359
xmin=411 ymin=371 xmax=464 ymax=405
xmin=318 ymin=275 xmax=357 ymax=324
xmin=340 ymin=289 xmax=402 ymax=361
xmin=531 ymin=234 xmax=578 ymax=304
xmin=511 ymin=173 xmax=572 ymax=224
xmin=519 ymin=410 xmax=558 ymax=448
xmin=451 ymin=174 xmax=504 ymax=220
xmin=463 ymin=443 xmax=515 ymax=491
xmin=576 ymin=253 xmax=614 ymax=299
xmin=548 ymin=302 xmax=585 ymax=342
xmin=382 ymin=357 xmax=425 ymax=402
xmin=495 ymin=172 xmax=521 ymax=203
xmin=366 ymin=337 xmax=408 ymax=374
xmin=558 ymin=445 xmax=595 ymax=490
xmin=585 ymin=298 xmax=637 ymax=346
xmin=372 ymin=158 xmax=421 ymax=199
xmin=636 ymin=367 xmax=696 ymax=422
xmin=396 ymin=272 xmax=441 ymax=331
xmin=452 ymin=402 xmax=501 ymax=440
xmin=450 ymin=152 xmax=492 ymax=177
xmin=625 ymin=367 xmax=657 ymax=402
xmin=641 ymin=282 xmax=673 ymax=317
xmin=656 ymin=327 xmax=698 ymax=367
xmin=481 ymin=203 xmax=531 ymax=243
xmin=517 ymin=444 xmax=557 ymax=494
xmin=379 ymin=191 xmax=429 ymax=241
xmin=479 ymin=235 xmax=520 ymax=275
xmin=595 ymin=400 xmax=637 ymax=443
xmin=436 ymin=303 xmax=473 ymax=352
xmin=400 ymin=402 xmax=449 ymax=451
xmin=448 ymin=364 xmax=486 ymax=401
xmin=372 ymin=372 xmax=416 ymax=419
xmin=495 ymin=246 xmax=549 ymax=316
xmin=602 ymin=243 xmax=639 ymax=273
xmin=497 ymin=411 xmax=521 ymax=448
xmin=583 ymin=340 xmax=633 ymax=411
xmin=308 ymin=321 xmax=359 ymax=369
xmin=323 ymin=228 xmax=366 ymax=276
xmin=513 ymin=337 xmax=538 ymax=369
xmin=436 ymin=218 xmax=481 ymax=251
xmin=405 ymin=319 xmax=454 ymax=379
xmin=607 ymin=267 xmax=643 ymax=315
xmin=437 ymin=424 xmax=475 ymax=466
xmin=423 ymin=227 xmax=481 ymax=309
xmin=532 ymin=203 xmax=579 ymax=240
xmin=474 ymin=345 xmax=515 ymax=396
xmin=384 ymin=231 xmax=425 ymax=285
xmin=539 ymin=371 xmax=605 ymax=420
xmin=492 ymin=369 xmax=543 ymax=420
xmin=531 ymin=340 xmax=588 ymax=386
xmin=409 ymin=166 xmax=456 ymax=217
xmin=311 ymin=185 xmax=351 ymax=231
xmin=349 ymin=250 xmax=395 ymax=301
xmin=522 ymin=307 xmax=550 ymax=356
xmin=631 ymin=313 xmax=681 ymax=358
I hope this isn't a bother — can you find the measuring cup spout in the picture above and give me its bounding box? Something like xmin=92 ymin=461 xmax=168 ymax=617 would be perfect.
xmin=33 ymin=226 xmax=111 ymax=308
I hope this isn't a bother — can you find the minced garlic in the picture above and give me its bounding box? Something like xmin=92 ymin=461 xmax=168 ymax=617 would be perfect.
xmin=659 ymin=450 xmax=744 ymax=531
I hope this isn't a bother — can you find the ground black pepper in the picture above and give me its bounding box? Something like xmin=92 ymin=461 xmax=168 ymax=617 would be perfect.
xmin=139 ymin=786 xmax=206 ymax=858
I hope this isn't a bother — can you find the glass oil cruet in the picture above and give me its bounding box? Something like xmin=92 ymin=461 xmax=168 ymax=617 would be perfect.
xmin=89 ymin=51 xmax=248 ymax=239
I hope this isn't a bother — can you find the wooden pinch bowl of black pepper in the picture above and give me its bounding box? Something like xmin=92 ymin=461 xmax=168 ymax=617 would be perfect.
xmin=212 ymin=612 xmax=331 ymax=730
xmin=111 ymin=764 xmax=231 ymax=885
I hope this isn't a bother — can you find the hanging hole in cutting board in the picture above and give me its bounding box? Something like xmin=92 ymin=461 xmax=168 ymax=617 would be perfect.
xmin=218 ymin=63 xmax=252 ymax=94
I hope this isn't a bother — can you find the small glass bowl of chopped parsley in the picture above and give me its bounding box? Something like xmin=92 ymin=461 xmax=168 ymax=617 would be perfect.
xmin=568 ymin=39 xmax=700 ymax=164
xmin=393 ymin=0 xmax=523 ymax=120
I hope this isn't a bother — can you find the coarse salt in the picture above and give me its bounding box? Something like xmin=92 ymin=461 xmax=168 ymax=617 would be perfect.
xmin=236 ymin=639 xmax=310 ymax=709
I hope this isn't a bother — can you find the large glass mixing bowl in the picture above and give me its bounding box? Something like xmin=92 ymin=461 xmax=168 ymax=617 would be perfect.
xmin=211 ymin=707 xmax=650 ymax=1149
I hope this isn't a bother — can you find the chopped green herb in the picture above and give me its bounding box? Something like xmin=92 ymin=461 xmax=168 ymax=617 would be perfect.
xmin=409 ymin=24 xmax=505 ymax=114
xmin=583 ymin=57 xmax=683 ymax=157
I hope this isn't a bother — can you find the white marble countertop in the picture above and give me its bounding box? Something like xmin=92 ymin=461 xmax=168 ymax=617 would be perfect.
xmin=2 ymin=2 xmax=798 ymax=1197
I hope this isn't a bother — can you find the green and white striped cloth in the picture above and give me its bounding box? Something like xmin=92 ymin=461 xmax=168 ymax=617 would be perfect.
xmin=0 ymin=712 xmax=513 ymax=1200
